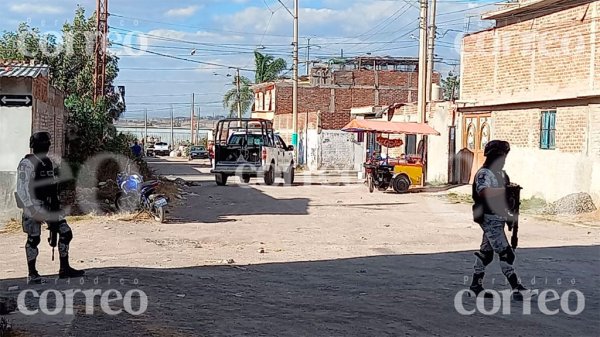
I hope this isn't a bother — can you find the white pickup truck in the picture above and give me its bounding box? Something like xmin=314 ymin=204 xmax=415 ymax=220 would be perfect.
xmin=153 ymin=142 xmax=170 ymax=156
xmin=210 ymin=118 xmax=295 ymax=186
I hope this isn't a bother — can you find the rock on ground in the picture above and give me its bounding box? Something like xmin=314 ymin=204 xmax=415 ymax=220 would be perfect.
xmin=542 ymin=192 xmax=597 ymax=215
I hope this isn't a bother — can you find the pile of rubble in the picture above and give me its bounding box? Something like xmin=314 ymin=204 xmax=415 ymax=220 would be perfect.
xmin=540 ymin=193 xmax=597 ymax=215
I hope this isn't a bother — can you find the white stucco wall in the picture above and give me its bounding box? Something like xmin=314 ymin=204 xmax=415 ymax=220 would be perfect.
xmin=426 ymin=104 xmax=453 ymax=183
xmin=504 ymin=147 xmax=600 ymax=203
xmin=0 ymin=106 xmax=33 ymax=221
xmin=0 ymin=106 xmax=32 ymax=171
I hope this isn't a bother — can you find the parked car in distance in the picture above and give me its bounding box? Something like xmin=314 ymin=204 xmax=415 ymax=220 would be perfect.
xmin=189 ymin=146 xmax=209 ymax=160
xmin=154 ymin=142 xmax=170 ymax=156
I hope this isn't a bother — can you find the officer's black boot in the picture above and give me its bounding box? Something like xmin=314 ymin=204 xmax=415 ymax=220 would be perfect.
xmin=27 ymin=259 xmax=42 ymax=284
xmin=469 ymin=272 xmax=493 ymax=298
xmin=507 ymin=273 xmax=531 ymax=301
xmin=58 ymin=255 xmax=85 ymax=279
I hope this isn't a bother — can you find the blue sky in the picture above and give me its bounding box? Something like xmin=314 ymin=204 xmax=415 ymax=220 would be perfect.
xmin=0 ymin=0 xmax=498 ymax=119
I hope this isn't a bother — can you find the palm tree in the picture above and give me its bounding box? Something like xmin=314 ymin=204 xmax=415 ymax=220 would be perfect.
xmin=254 ymin=51 xmax=287 ymax=84
xmin=222 ymin=76 xmax=254 ymax=118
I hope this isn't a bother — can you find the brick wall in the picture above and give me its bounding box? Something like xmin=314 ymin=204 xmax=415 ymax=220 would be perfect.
xmin=32 ymin=76 xmax=67 ymax=157
xmin=589 ymin=105 xmax=600 ymax=157
xmin=488 ymin=103 xmax=590 ymax=153
xmin=462 ymin=1 xmax=597 ymax=104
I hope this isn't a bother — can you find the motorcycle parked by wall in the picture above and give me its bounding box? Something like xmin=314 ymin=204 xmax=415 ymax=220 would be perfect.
xmin=115 ymin=165 xmax=169 ymax=223
xmin=363 ymin=152 xmax=394 ymax=193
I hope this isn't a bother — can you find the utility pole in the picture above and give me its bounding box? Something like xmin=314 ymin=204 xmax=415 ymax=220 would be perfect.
xmin=417 ymin=0 xmax=429 ymax=185
xmin=191 ymin=93 xmax=195 ymax=144
xmin=417 ymin=0 xmax=428 ymax=124
xmin=292 ymin=0 xmax=299 ymax=159
xmin=170 ymin=105 xmax=174 ymax=148
xmin=144 ymin=108 xmax=148 ymax=148
xmin=93 ymin=0 xmax=108 ymax=102
xmin=306 ymin=37 xmax=311 ymax=76
xmin=236 ymin=68 xmax=242 ymax=119
xmin=196 ymin=106 xmax=201 ymax=145
xmin=426 ymin=0 xmax=438 ymax=103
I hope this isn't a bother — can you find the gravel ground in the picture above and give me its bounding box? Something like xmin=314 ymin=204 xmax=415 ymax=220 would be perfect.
xmin=1 ymin=158 xmax=598 ymax=337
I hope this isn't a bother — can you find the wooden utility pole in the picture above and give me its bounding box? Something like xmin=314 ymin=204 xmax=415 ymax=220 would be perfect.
xmin=93 ymin=0 xmax=108 ymax=102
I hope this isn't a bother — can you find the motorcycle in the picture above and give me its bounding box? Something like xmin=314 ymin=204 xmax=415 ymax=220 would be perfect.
xmin=115 ymin=165 xmax=169 ymax=223
xmin=363 ymin=152 xmax=394 ymax=193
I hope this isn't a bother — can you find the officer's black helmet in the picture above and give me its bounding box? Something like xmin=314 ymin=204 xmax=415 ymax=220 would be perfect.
xmin=30 ymin=131 xmax=51 ymax=149
xmin=484 ymin=140 xmax=510 ymax=157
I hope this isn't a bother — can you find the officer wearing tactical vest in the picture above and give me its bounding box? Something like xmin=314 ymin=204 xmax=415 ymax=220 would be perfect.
xmin=470 ymin=140 xmax=530 ymax=301
xmin=16 ymin=132 xmax=85 ymax=283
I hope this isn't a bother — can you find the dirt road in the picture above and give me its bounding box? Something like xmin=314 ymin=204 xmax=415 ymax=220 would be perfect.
xmin=1 ymin=158 xmax=598 ymax=336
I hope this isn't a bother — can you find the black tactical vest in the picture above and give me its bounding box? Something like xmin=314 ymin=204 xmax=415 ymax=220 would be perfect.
xmin=25 ymin=154 xmax=60 ymax=212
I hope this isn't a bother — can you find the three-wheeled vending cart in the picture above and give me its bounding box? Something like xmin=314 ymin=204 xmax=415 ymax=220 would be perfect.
xmin=341 ymin=119 xmax=440 ymax=193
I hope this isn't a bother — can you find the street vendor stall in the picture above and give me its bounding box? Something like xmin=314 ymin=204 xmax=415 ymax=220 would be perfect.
xmin=341 ymin=119 xmax=440 ymax=193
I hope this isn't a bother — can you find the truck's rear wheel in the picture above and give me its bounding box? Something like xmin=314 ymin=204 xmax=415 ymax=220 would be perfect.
xmin=284 ymin=165 xmax=295 ymax=185
xmin=264 ymin=164 xmax=275 ymax=186
xmin=216 ymin=173 xmax=228 ymax=186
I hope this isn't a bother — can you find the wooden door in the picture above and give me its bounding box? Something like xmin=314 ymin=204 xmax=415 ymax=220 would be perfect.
xmin=463 ymin=114 xmax=491 ymax=182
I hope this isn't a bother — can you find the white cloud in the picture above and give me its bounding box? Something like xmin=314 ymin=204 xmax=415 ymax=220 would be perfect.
xmin=165 ymin=5 xmax=202 ymax=18
xmin=9 ymin=3 xmax=64 ymax=15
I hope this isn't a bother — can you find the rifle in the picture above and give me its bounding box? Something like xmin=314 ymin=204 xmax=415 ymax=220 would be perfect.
xmin=47 ymin=221 xmax=61 ymax=261
xmin=505 ymin=183 xmax=522 ymax=249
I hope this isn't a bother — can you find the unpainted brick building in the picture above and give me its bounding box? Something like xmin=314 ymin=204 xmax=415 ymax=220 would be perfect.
xmin=458 ymin=0 xmax=600 ymax=203
xmin=252 ymin=57 xmax=441 ymax=170
xmin=0 ymin=61 xmax=67 ymax=223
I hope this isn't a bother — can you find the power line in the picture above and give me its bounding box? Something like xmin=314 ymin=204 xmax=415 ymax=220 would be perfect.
xmin=111 ymin=41 xmax=256 ymax=71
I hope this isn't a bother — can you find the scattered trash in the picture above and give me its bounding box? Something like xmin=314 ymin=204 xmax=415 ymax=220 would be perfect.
xmin=176 ymin=294 xmax=186 ymax=298
xmin=258 ymin=248 xmax=265 ymax=253
xmin=384 ymin=224 xmax=390 ymax=228
xmin=104 ymin=227 xmax=111 ymax=230
xmin=226 ymin=259 xmax=235 ymax=264
xmin=7 ymin=286 xmax=19 ymax=292
xmin=356 ymin=270 xmax=367 ymax=274
xmin=98 ymin=182 xmax=107 ymax=187
xmin=233 ymin=266 xmax=248 ymax=271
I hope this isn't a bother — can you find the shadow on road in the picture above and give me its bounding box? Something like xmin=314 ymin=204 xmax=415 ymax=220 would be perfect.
xmin=146 ymin=157 xmax=210 ymax=179
xmin=168 ymin=183 xmax=310 ymax=224
xmin=1 ymin=245 xmax=598 ymax=336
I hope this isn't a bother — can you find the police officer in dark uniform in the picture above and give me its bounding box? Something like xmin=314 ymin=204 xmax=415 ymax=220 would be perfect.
xmin=470 ymin=140 xmax=530 ymax=300
xmin=16 ymin=132 xmax=85 ymax=283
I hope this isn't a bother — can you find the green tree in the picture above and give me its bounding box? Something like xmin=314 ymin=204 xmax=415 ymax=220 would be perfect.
xmin=222 ymin=76 xmax=254 ymax=118
xmin=441 ymin=71 xmax=460 ymax=101
xmin=254 ymin=51 xmax=287 ymax=83
xmin=0 ymin=6 xmax=126 ymax=162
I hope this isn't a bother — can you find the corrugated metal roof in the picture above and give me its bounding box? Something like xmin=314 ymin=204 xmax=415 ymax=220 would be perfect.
xmin=0 ymin=62 xmax=49 ymax=78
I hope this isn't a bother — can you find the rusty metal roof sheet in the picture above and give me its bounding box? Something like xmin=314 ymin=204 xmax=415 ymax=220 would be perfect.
xmin=0 ymin=61 xmax=49 ymax=78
